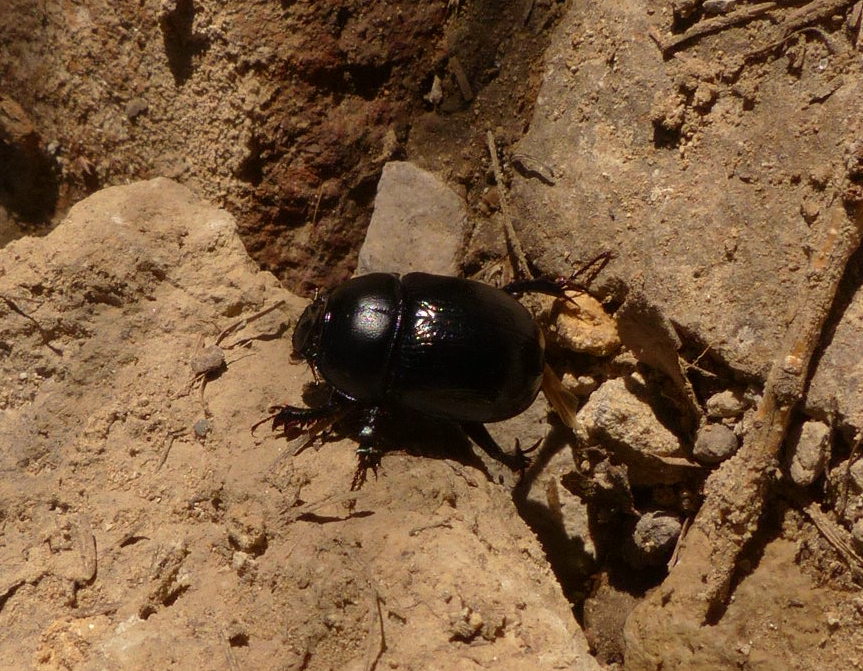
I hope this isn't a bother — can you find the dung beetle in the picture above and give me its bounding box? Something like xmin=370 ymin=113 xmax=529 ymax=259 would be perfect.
xmin=260 ymin=261 xmax=609 ymax=489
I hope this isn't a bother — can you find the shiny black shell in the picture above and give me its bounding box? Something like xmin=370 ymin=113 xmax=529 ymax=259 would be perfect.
xmin=299 ymin=272 xmax=544 ymax=423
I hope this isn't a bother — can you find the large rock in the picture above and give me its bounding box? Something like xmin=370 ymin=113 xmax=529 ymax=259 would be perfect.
xmin=511 ymin=1 xmax=863 ymax=386
xmin=0 ymin=179 xmax=597 ymax=671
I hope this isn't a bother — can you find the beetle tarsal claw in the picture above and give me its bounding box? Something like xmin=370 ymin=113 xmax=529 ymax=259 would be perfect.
xmin=520 ymin=436 xmax=544 ymax=456
xmin=512 ymin=436 xmax=543 ymax=473
xmin=250 ymin=411 xmax=281 ymax=435
xmin=351 ymin=448 xmax=381 ymax=491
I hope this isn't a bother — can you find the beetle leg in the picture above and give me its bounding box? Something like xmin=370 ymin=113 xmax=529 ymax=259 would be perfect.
xmin=502 ymin=276 xmax=574 ymax=300
xmin=502 ymin=251 xmax=613 ymax=301
xmin=461 ymin=422 xmax=532 ymax=473
xmin=351 ymin=407 xmax=383 ymax=491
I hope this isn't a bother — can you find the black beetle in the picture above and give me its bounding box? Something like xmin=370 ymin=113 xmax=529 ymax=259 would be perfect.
xmin=260 ymin=265 xmax=606 ymax=488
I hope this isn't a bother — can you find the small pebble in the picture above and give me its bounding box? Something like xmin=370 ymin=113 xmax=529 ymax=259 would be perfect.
xmin=800 ymin=198 xmax=820 ymax=224
xmin=125 ymin=97 xmax=149 ymax=120
xmin=809 ymin=164 xmax=832 ymax=189
xmin=356 ymin=161 xmax=467 ymax=276
xmin=424 ymin=75 xmax=443 ymax=106
xmin=627 ymin=511 xmax=682 ymax=567
xmin=191 ymin=345 xmax=225 ymax=375
xmin=546 ymin=293 xmax=621 ymax=357
xmin=560 ymin=372 xmax=598 ymax=397
xmin=194 ymin=418 xmax=212 ymax=437
xmin=576 ymin=378 xmax=684 ymax=458
xmin=788 ymin=420 xmax=830 ymax=486
xmin=703 ymin=0 xmax=738 ymax=14
xmin=693 ymin=423 xmax=739 ymax=464
xmin=126 ymin=98 xmax=150 ymax=119
xmin=232 ymin=551 xmax=256 ymax=577
xmin=705 ymin=390 xmax=747 ymax=418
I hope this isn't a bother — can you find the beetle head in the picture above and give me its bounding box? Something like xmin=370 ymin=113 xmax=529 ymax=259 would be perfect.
xmin=292 ymin=292 xmax=326 ymax=362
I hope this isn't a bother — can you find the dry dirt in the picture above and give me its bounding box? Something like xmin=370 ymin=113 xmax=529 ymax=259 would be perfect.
xmin=4 ymin=0 xmax=863 ymax=670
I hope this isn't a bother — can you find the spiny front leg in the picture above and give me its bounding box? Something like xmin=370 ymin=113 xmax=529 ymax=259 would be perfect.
xmin=502 ymin=251 xmax=613 ymax=301
xmin=351 ymin=407 xmax=383 ymax=491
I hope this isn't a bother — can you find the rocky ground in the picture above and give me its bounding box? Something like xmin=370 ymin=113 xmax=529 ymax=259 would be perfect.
xmin=3 ymin=0 xmax=863 ymax=669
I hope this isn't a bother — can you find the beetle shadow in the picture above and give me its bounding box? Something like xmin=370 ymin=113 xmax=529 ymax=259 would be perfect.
xmin=373 ymin=409 xmax=501 ymax=483
xmin=293 ymin=510 xmax=375 ymax=524
xmin=512 ymin=421 xmax=599 ymax=613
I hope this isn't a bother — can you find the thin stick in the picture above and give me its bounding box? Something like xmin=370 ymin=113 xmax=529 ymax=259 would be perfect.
xmin=652 ymin=0 xmax=857 ymax=58
xmin=486 ymin=131 xmax=532 ymax=279
xmin=698 ymin=201 xmax=862 ymax=608
xmin=1 ymin=295 xmax=63 ymax=354
xmin=801 ymin=501 xmax=863 ymax=580
xmin=667 ymin=516 xmax=692 ymax=570
xmin=221 ymin=627 xmax=242 ymax=671
xmin=776 ymin=0 xmax=858 ymax=38
xmin=449 ymin=56 xmax=474 ymax=102
xmin=199 ymin=374 xmax=211 ymax=418
xmin=74 ymin=517 xmax=97 ymax=585
xmin=310 ymin=184 xmax=324 ymax=226
xmin=155 ymin=429 xmax=184 ymax=472
xmin=363 ymin=588 xmax=386 ymax=671
xmin=838 ymin=430 xmax=863 ymax=517
xmin=746 ymin=23 xmax=839 ymax=60
xmin=283 ymin=490 xmax=366 ymax=523
xmin=652 ymin=2 xmax=778 ymax=54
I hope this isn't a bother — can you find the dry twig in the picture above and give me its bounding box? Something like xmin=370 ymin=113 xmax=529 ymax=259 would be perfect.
xmin=776 ymin=0 xmax=858 ymax=38
xmin=448 ymin=56 xmax=474 ymax=102
xmin=693 ymin=201 xmax=861 ymax=610
xmin=1 ymin=295 xmax=63 ymax=354
xmin=650 ymin=2 xmax=778 ymax=54
xmin=653 ymin=0 xmax=857 ymax=57
xmin=74 ymin=517 xmax=97 ymax=586
xmin=838 ymin=431 xmax=863 ymax=517
xmin=363 ymin=587 xmax=387 ymax=671
xmin=746 ymin=18 xmax=844 ymax=60
xmin=221 ymin=627 xmax=242 ymax=671
xmin=282 ymin=491 xmax=366 ymax=523
xmin=801 ymin=502 xmax=863 ymax=580
xmin=485 ymin=131 xmax=532 ymax=280
xmin=155 ymin=429 xmax=185 ymax=472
